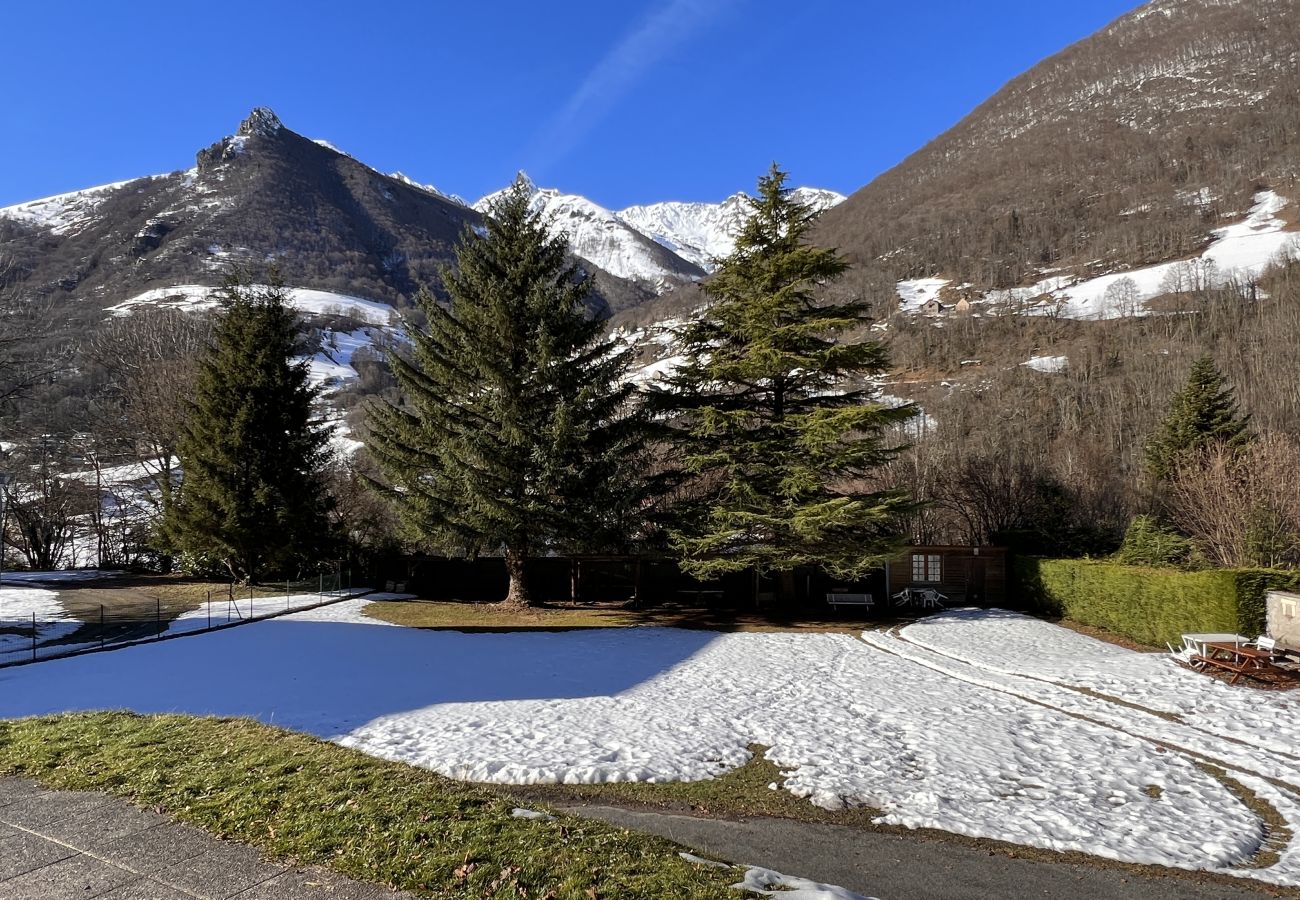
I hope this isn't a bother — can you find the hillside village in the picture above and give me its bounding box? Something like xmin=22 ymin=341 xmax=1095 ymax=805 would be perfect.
xmin=3 ymin=1 xmax=1300 ymax=898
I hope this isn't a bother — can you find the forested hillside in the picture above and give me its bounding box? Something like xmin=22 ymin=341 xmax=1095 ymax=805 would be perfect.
xmin=817 ymin=0 xmax=1300 ymax=291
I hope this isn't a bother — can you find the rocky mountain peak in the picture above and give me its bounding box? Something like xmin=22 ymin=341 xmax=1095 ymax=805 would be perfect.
xmin=238 ymin=107 xmax=284 ymax=138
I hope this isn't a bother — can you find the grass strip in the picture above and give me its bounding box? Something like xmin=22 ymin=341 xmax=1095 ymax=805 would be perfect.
xmin=364 ymin=599 xmax=879 ymax=634
xmin=0 ymin=712 xmax=740 ymax=899
xmin=505 ymin=745 xmax=881 ymax=826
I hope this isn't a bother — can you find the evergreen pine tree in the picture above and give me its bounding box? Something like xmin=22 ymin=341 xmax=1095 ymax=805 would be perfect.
xmin=364 ymin=180 xmax=648 ymax=607
xmin=1145 ymin=355 xmax=1252 ymax=481
xmin=657 ymin=165 xmax=917 ymax=593
xmin=162 ymin=278 xmax=334 ymax=581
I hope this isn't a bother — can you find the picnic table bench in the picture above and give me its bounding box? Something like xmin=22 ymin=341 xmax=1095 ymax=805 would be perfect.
xmin=1191 ymin=641 xmax=1278 ymax=685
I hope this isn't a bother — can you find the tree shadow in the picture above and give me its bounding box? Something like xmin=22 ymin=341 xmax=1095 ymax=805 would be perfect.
xmin=0 ymin=618 xmax=725 ymax=740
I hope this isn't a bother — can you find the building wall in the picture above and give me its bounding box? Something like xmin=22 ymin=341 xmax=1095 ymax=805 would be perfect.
xmin=888 ymin=547 xmax=1008 ymax=606
xmin=1267 ymin=590 xmax=1300 ymax=650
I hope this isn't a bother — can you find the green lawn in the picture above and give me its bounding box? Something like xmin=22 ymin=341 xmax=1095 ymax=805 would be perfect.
xmin=0 ymin=713 xmax=742 ymax=899
xmin=364 ymin=598 xmax=880 ymax=634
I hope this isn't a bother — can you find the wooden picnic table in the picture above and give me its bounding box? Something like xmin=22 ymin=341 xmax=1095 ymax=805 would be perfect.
xmin=1192 ymin=641 xmax=1277 ymax=685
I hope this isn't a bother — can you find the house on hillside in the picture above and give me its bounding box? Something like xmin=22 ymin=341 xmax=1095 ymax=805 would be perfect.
xmin=954 ymin=297 xmax=973 ymax=314
xmin=921 ymin=298 xmax=946 ymax=316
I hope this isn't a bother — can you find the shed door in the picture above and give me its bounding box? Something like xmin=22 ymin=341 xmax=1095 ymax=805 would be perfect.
xmin=968 ymin=558 xmax=987 ymax=605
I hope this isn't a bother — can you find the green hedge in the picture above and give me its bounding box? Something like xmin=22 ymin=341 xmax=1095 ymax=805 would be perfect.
xmin=1013 ymin=558 xmax=1300 ymax=647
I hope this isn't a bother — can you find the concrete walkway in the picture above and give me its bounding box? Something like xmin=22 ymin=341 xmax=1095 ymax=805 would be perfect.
xmin=565 ymin=804 xmax=1291 ymax=900
xmin=0 ymin=777 xmax=411 ymax=899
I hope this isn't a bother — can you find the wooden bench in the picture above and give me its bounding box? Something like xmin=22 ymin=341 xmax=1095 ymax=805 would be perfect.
xmin=826 ymin=592 xmax=873 ymax=610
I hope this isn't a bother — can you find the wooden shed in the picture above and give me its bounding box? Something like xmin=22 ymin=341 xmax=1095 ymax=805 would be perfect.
xmin=887 ymin=546 xmax=1007 ymax=606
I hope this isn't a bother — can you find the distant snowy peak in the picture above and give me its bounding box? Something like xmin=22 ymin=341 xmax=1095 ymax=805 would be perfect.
xmin=619 ymin=186 xmax=846 ymax=272
xmin=474 ymin=176 xmax=845 ymax=286
xmin=474 ymin=175 xmax=706 ymax=292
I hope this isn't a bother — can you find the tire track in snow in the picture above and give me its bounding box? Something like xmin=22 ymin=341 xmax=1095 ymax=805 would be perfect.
xmin=857 ymin=629 xmax=1300 ymax=884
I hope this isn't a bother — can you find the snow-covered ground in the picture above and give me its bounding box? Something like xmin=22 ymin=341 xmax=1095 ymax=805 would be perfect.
xmin=0 ymin=600 xmax=1296 ymax=885
xmin=0 ymin=574 xmax=376 ymax=662
xmin=0 ymin=582 xmax=78 ymax=660
xmin=895 ymin=277 xmax=950 ymax=314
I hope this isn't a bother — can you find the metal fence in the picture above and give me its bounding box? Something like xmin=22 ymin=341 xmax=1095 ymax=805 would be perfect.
xmin=0 ymin=571 xmax=356 ymax=666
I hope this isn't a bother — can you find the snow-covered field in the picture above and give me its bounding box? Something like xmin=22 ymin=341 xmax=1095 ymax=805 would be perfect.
xmin=0 ymin=583 xmax=77 ymax=659
xmin=0 ymin=572 xmax=369 ymax=663
xmin=1 ymin=598 xmax=1297 ymax=886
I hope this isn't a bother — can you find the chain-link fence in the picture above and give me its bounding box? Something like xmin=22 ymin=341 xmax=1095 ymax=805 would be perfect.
xmin=0 ymin=570 xmax=355 ymax=666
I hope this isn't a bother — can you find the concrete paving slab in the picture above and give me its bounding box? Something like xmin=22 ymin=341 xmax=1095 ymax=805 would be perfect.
xmin=0 ymin=776 xmax=50 ymax=808
xmin=0 ymin=829 xmax=79 ymax=881
xmin=96 ymin=880 xmax=202 ymax=900
xmin=30 ymin=799 xmax=168 ymax=849
xmin=0 ymin=779 xmax=407 ymax=900
xmin=153 ymin=842 xmax=288 ymax=899
xmin=95 ymin=822 xmax=216 ymax=875
xmin=0 ymin=852 xmax=139 ymax=899
xmin=231 ymin=867 xmax=412 ymax=899
xmin=0 ymin=818 xmax=23 ymax=839
xmin=0 ymin=788 xmax=113 ymax=829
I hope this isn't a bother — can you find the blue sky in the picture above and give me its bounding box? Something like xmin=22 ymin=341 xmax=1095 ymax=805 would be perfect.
xmin=2 ymin=0 xmax=1142 ymax=210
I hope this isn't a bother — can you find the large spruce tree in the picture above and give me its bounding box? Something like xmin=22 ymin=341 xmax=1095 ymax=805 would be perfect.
xmin=364 ymin=181 xmax=647 ymax=607
xmin=162 ymin=278 xmax=333 ymax=581
xmin=1145 ymin=355 xmax=1252 ymax=481
xmin=657 ymin=165 xmax=917 ymax=594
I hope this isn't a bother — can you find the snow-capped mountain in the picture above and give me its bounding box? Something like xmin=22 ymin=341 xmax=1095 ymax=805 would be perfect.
xmin=473 ymin=177 xmax=845 ymax=290
xmin=0 ymin=108 xmax=655 ymax=325
xmin=620 ymin=187 xmax=845 ymax=272
xmin=474 ymin=175 xmax=708 ymax=293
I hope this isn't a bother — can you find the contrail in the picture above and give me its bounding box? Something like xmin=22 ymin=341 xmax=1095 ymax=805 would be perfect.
xmin=525 ymin=0 xmax=731 ymax=174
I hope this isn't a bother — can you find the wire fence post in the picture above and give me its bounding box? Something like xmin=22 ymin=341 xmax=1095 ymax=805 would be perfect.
xmin=207 ymin=591 xmax=212 ymax=631
xmin=100 ymin=604 xmax=105 ymax=649
xmin=31 ymin=611 xmax=36 ymax=661
xmin=156 ymin=597 xmax=162 ymax=638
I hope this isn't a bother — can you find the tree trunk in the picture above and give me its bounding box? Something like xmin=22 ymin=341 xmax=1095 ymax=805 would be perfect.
xmin=502 ymin=548 xmax=532 ymax=608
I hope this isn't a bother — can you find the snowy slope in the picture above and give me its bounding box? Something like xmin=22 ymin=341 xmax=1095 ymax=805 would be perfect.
xmin=620 ymin=187 xmax=846 ymax=272
xmin=0 ymin=178 xmax=144 ymax=236
xmin=901 ymin=190 xmax=1299 ymax=320
xmin=475 ymin=175 xmax=707 ymax=292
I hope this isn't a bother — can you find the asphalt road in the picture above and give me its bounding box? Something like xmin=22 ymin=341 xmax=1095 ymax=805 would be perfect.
xmin=565 ymin=804 xmax=1294 ymax=900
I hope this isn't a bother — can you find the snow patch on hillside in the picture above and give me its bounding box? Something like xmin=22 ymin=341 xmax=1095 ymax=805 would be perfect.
xmin=107 ymin=284 xmax=395 ymax=326
xmin=896 ymin=277 xmax=950 ymax=313
xmin=1022 ymin=355 xmax=1068 ymax=374
xmin=918 ymin=191 xmax=1299 ymax=320
xmin=0 ymin=179 xmax=139 ymax=235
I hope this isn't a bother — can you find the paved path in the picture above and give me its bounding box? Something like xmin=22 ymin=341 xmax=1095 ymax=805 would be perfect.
xmin=0 ymin=777 xmax=411 ymax=899
xmin=565 ymin=804 xmax=1292 ymax=900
